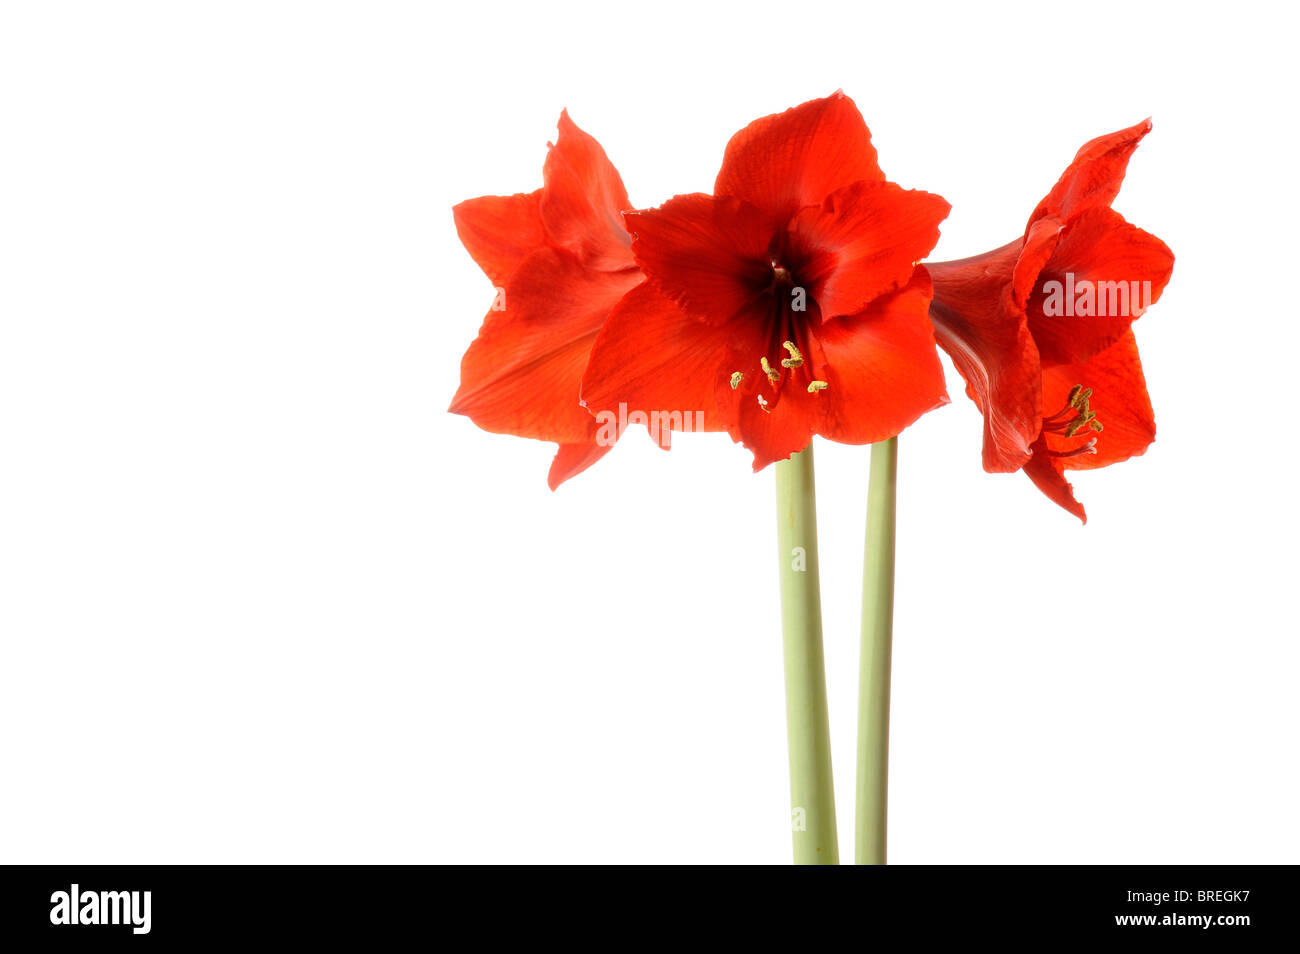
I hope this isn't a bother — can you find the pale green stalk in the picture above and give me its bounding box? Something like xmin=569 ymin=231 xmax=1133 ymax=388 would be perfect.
xmin=856 ymin=436 xmax=897 ymax=865
xmin=774 ymin=442 xmax=838 ymax=864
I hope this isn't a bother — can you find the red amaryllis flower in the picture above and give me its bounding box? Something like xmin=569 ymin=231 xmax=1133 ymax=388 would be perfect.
xmin=927 ymin=120 xmax=1175 ymax=521
xmin=580 ymin=92 xmax=951 ymax=469
xmin=450 ymin=113 xmax=642 ymax=488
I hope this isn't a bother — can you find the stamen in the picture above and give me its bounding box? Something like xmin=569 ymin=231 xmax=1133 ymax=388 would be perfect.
xmin=761 ymin=356 xmax=781 ymax=385
xmin=1047 ymin=437 xmax=1098 ymax=459
xmin=807 ymin=380 xmax=828 ymax=393
xmin=780 ymin=341 xmax=803 ymax=368
xmin=1042 ymin=382 xmax=1104 ymax=441
xmin=730 ymin=371 xmax=744 ymax=390
xmin=1064 ymin=411 xmax=1096 ymax=438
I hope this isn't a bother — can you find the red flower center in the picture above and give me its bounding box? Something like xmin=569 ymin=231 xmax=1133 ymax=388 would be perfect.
xmin=767 ymin=263 xmax=797 ymax=293
xmin=729 ymin=257 xmax=829 ymax=414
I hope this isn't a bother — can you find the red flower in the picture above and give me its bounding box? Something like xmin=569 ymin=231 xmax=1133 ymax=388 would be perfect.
xmin=927 ymin=120 xmax=1175 ymax=521
xmin=580 ymin=92 xmax=951 ymax=469
xmin=450 ymin=113 xmax=642 ymax=488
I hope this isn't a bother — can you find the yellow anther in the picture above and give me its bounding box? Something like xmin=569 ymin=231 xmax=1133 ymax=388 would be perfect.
xmin=1056 ymin=383 xmax=1103 ymax=438
xmin=1065 ymin=411 xmax=1097 ymax=438
xmin=730 ymin=371 xmax=744 ymax=390
xmin=807 ymin=380 xmax=829 ymax=393
xmin=780 ymin=341 xmax=804 ymax=368
xmin=761 ymin=356 xmax=781 ymax=385
xmin=1047 ymin=382 xmax=1104 ymax=443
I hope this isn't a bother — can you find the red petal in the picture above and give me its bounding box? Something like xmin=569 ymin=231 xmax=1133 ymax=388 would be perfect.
xmin=540 ymin=111 xmax=634 ymax=272
xmin=452 ymin=191 xmax=545 ymax=286
xmin=1023 ymin=437 xmax=1087 ymax=523
xmin=813 ymin=271 xmax=949 ymax=446
xmin=450 ymin=246 xmax=641 ymax=442
xmin=1012 ymin=218 xmax=1064 ymax=307
xmin=723 ymin=273 xmax=948 ymax=470
xmin=788 ymin=180 xmax=950 ymax=320
xmin=1027 ymin=208 xmax=1175 ymax=366
xmin=1028 ymin=119 xmax=1152 ymax=229
xmin=579 ymin=282 xmax=738 ymax=448
xmin=623 ymin=194 xmax=774 ymax=326
xmin=714 ymin=92 xmax=885 ymax=224
xmin=928 ymin=243 xmax=1042 ymax=472
xmin=1039 ymin=329 xmax=1155 ymax=471
xmin=548 ymin=441 xmax=614 ymax=490
xmin=1022 ymin=331 xmax=1154 ymax=521
xmin=728 ymin=381 xmax=819 ymax=470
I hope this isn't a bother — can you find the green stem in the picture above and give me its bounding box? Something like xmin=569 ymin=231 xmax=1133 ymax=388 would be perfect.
xmin=774 ymin=442 xmax=838 ymax=865
xmin=856 ymin=436 xmax=897 ymax=865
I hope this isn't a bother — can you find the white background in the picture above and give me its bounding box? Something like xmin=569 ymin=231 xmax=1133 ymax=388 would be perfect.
xmin=1 ymin=1 xmax=1296 ymax=864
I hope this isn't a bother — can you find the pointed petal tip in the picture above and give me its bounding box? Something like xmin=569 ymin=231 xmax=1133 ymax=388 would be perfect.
xmin=1106 ymin=117 xmax=1153 ymax=143
xmin=1125 ymin=117 xmax=1153 ymax=143
xmin=548 ymin=440 xmax=615 ymax=490
xmin=1067 ymin=494 xmax=1088 ymax=524
xmin=1056 ymin=487 xmax=1089 ymax=524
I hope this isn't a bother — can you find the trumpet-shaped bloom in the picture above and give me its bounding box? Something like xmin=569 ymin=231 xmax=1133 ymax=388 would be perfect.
xmin=581 ymin=92 xmax=951 ymax=469
xmin=927 ymin=120 xmax=1175 ymax=520
xmin=450 ymin=113 xmax=641 ymax=488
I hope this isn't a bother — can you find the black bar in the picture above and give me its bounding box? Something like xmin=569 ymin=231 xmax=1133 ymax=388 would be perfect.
xmin=1 ymin=864 xmax=1292 ymax=943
